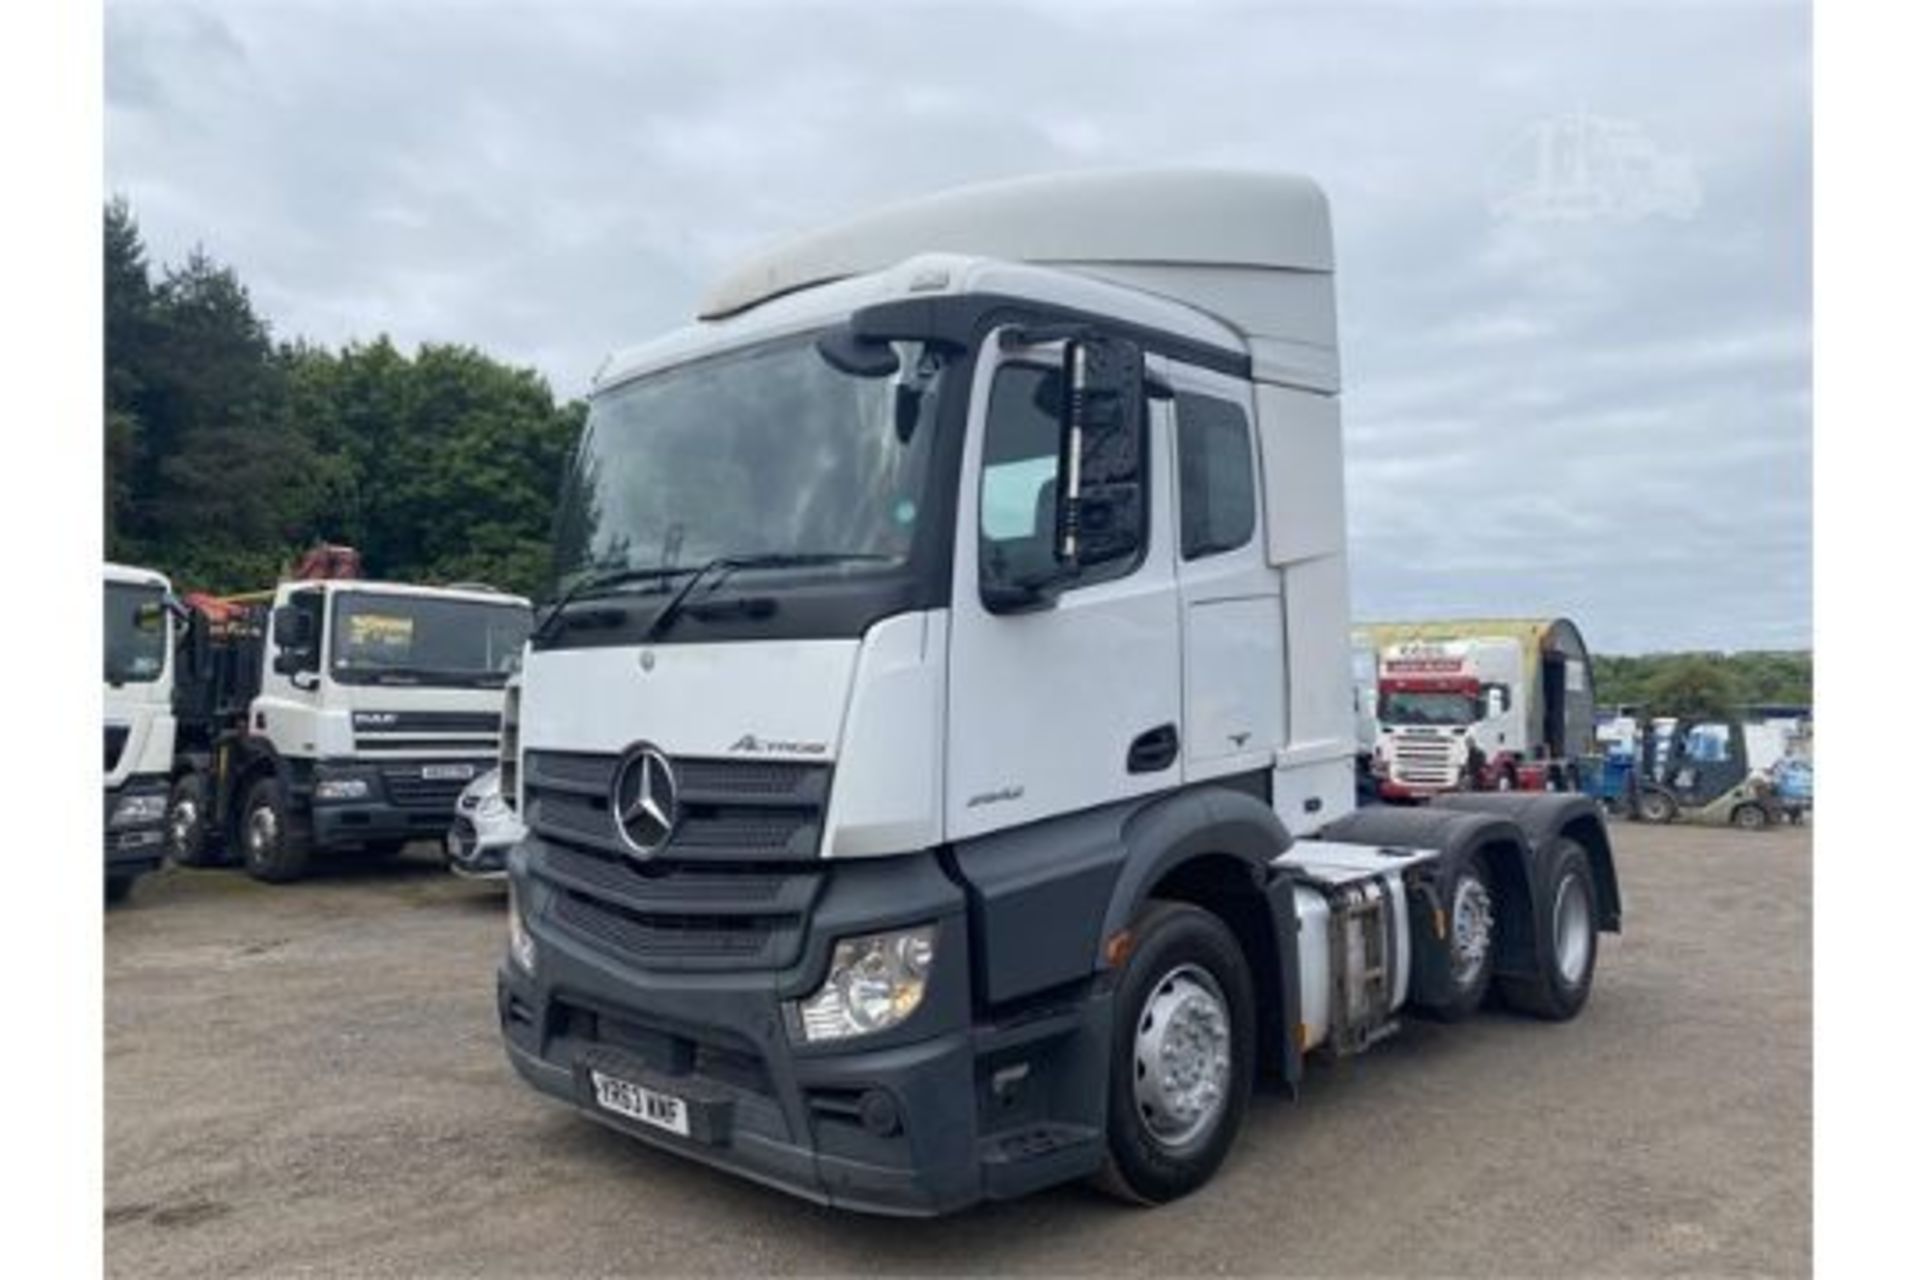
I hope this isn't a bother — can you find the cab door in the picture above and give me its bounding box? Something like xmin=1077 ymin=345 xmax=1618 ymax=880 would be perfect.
xmin=944 ymin=339 xmax=1181 ymax=841
xmin=1166 ymin=364 xmax=1283 ymax=781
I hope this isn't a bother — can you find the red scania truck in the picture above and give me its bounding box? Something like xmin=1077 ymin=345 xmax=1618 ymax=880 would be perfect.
xmin=1360 ymin=618 xmax=1595 ymax=800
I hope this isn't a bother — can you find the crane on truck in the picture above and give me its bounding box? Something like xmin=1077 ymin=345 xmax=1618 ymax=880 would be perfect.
xmin=494 ymin=171 xmax=1622 ymax=1214
xmin=164 ymin=552 xmax=534 ymax=882
xmin=1360 ymin=618 xmax=1595 ymax=800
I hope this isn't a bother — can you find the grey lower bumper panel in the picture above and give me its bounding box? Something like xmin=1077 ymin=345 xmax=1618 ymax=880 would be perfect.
xmin=496 ymin=843 xmax=1112 ymax=1215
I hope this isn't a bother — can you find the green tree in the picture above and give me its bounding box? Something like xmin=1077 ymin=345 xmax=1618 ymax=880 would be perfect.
xmin=1640 ymin=655 xmax=1741 ymax=721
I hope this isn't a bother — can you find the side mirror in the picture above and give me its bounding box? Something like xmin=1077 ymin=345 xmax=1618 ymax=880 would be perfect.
xmin=815 ymin=325 xmax=901 ymax=379
xmin=1054 ymin=335 xmax=1146 ymax=571
xmin=1484 ymin=687 xmax=1507 ymax=717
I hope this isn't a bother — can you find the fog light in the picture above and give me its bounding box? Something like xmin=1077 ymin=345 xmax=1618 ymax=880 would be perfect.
xmin=315 ymin=777 xmax=371 ymax=801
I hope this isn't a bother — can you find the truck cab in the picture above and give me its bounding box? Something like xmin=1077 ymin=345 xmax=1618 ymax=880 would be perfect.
xmin=104 ymin=562 xmax=178 ymax=901
xmin=1372 ymin=636 xmax=1525 ymax=796
xmin=497 ymin=171 xmax=1621 ymax=1214
xmin=172 ymin=578 xmax=533 ymax=881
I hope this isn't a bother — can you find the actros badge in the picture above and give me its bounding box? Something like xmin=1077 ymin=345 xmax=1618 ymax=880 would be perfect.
xmin=611 ymin=744 xmax=677 ymax=858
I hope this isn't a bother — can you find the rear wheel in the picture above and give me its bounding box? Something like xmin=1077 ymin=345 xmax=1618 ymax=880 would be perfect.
xmin=1732 ymin=803 xmax=1768 ymax=832
xmin=240 ymin=776 xmax=312 ymax=883
xmin=1420 ymin=852 xmax=1496 ymax=1021
xmin=1095 ymin=902 xmax=1255 ymax=1206
xmin=1497 ymin=838 xmax=1598 ymax=1021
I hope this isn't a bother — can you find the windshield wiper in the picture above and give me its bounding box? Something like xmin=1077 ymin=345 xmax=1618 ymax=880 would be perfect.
xmin=530 ymin=564 xmax=696 ymax=644
xmin=643 ymin=553 xmax=891 ymax=641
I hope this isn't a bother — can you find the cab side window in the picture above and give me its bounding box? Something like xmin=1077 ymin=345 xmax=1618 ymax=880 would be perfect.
xmin=1176 ymin=393 xmax=1255 ymax=559
xmin=979 ymin=363 xmax=1145 ymax=593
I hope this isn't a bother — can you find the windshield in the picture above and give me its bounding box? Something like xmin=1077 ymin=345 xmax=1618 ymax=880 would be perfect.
xmin=329 ymin=593 xmax=532 ymax=687
xmin=550 ymin=333 xmax=945 ymax=593
xmin=105 ymin=581 xmax=168 ymax=685
xmin=1380 ymin=689 xmax=1477 ymax=727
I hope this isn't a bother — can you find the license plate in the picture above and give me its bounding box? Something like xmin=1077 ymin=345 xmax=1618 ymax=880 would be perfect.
xmin=590 ymin=1070 xmax=690 ymax=1136
xmin=422 ymin=764 xmax=476 ymax=781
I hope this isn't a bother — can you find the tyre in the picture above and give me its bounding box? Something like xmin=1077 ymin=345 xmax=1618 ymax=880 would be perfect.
xmin=1095 ymin=901 xmax=1255 ymax=1206
xmin=1731 ymin=803 xmax=1768 ymax=832
xmin=1636 ymin=788 xmax=1677 ymax=824
xmin=167 ymin=772 xmax=215 ymax=867
xmin=1497 ymin=838 xmax=1598 ymax=1021
xmin=239 ymin=775 xmax=312 ymax=883
xmin=105 ymin=874 xmax=135 ymax=905
xmin=1420 ymin=852 xmax=1497 ymax=1021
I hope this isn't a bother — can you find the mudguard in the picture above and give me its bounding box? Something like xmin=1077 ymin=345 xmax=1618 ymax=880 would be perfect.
xmin=1316 ymin=805 xmax=1534 ymax=1002
xmin=1431 ymin=792 xmax=1622 ymax=932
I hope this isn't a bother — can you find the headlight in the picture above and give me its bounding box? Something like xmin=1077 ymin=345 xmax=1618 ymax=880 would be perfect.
xmin=315 ymin=777 xmax=371 ymax=801
xmin=507 ymin=883 xmax=537 ymax=974
xmin=109 ymin=793 xmax=167 ymax=828
xmin=793 ymin=925 xmax=936 ymax=1043
xmin=476 ymin=791 xmax=508 ymax=820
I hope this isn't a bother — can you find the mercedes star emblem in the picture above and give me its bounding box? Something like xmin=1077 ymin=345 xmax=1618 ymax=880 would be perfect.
xmin=611 ymin=744 xmax=677 ymax=858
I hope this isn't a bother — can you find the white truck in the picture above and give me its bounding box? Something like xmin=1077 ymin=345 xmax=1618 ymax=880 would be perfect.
xmin=104 ymin=562 xmax=180 ymax=902
xmin=168 ymin=578 xmax=533 ymax=881
xmin=496 ymin=171 xmax=1622 ymax=1213
xmin=1362 ymin=619 xmax=1595 ymax=799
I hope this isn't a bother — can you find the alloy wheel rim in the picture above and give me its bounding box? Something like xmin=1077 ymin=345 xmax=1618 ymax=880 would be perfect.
xmin=1552 ymin=873 xmax=1592 ymax=984
xmin=1133 ymin=963 xmax=1231 ymax=1150
xmin=1451 ymin=875 xmax=1495 ymax=988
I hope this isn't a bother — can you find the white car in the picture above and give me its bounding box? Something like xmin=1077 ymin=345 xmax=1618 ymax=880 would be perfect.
xmin=445 ymin=768 xmax=524 ymax=880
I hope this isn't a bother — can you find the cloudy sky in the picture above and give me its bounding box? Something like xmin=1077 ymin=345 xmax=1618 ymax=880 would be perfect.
xmin=104 ymin=0 xmax=1809 ymax=654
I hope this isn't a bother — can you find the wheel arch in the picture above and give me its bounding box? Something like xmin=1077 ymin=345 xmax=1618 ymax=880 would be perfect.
xmin=1103 ymin=788 xmax=1300 ymax=1086
xmin=1434 ymin=792 xmax=1622 ymax=934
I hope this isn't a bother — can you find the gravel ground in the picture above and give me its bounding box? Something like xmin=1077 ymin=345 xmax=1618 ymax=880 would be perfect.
xmin=105 ymin=819 xmax=1811 ymax=1277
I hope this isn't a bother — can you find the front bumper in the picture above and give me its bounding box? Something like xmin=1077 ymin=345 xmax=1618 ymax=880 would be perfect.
xmin=497 ymin=842 xmax=1110 ymax=1215
xmin=309 ymin=759 xmax=485 ymax=850
xmin=104 ymin=776 xmax=169 ymax=877
xmin=446 ymin=817 xmax=510 ymax=880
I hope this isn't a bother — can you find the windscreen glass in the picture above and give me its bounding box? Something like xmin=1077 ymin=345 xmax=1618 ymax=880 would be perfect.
xmin=105 ymin=582 xmax=167 ymax=684
xmin=550 ymin=334 xmax=944 ymax=590
xmin=1379 ymin=689 xmax=1477 ymax=726
xmin=329 ymin=594 xmax=531 ymax=686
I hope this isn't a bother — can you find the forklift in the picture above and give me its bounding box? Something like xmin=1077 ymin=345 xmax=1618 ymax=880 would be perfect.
xmin=1634 ymin=718 xmax=1782 ymax=830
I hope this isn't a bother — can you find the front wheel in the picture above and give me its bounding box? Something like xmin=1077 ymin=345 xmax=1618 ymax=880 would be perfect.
xmin=1636 ymin=788 xmax=1678 ymax=824
xmin=1095 ymin=902 xmax=1255 ymax=1206
xmin=167 ymin=773 xmax=215 ymax=867
xmin=240 ymin=776 xmax=312 ymax=883
xmin=1731 ymin=803 xmax=1768 ymax=832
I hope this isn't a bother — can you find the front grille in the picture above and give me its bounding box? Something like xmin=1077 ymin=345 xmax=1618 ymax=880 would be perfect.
xmin=534 ymin=840 xmax=823 ymax=971
xmin=104 ymin=725 xmax=129 ymax=773
xmin=522 ymin=750 xmax=830 ymax=862
xmin=353 ymin=710 xmax=502 ymax=754
xmin=1390 ymin=735 xmax=1460 ymax=787
xmin=379 ymin=765 xmax=475 ymax=810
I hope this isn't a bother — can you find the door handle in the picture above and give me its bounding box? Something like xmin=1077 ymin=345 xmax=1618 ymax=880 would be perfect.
xmin=1128 ymin=723 xmax=1180 ymax=774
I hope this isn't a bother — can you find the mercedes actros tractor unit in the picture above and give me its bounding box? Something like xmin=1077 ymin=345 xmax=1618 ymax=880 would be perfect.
xmin=496 ymin=171 xmax=1623 ymax=1214
xmin=104 ymin=562 xmax=180 ymax=902
xmin=168 ymin=575 xmax=533 ymax=882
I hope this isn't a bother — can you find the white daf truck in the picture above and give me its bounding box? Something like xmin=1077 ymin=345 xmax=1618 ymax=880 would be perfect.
xmin=168 ymin=578 xmax=533 ymax=882
xmin=104 ymin=562 xmax=179 ymax=902
xmin=497 ymin=171 xmax=1622 ymax=1214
